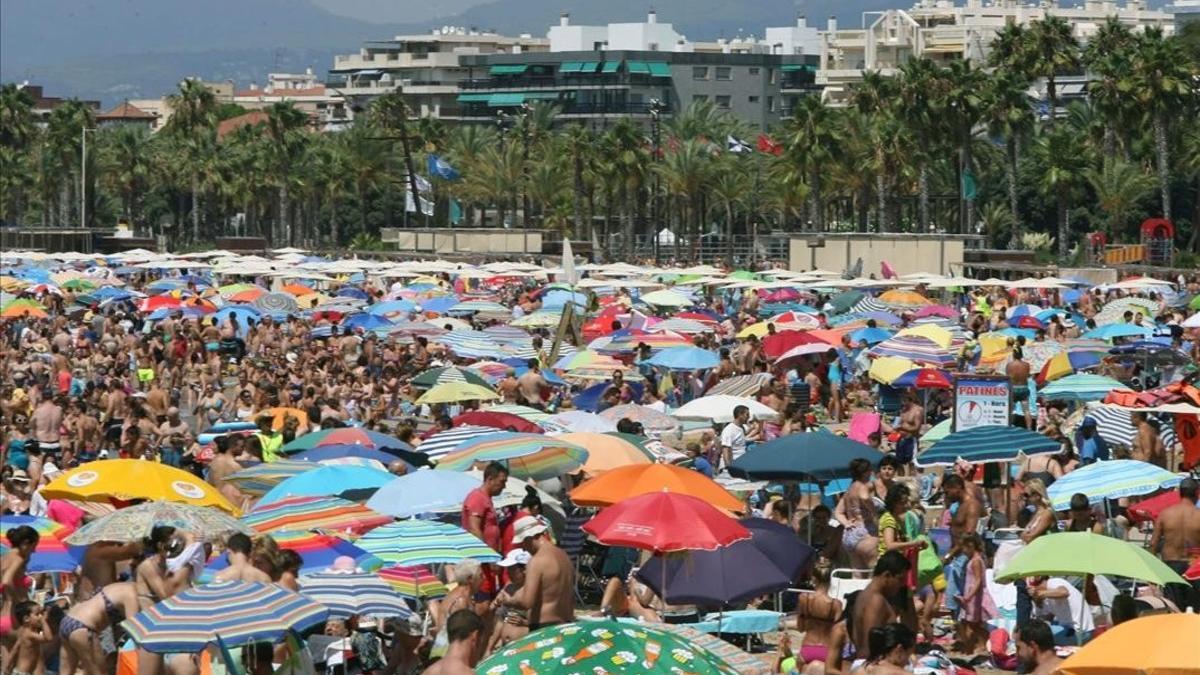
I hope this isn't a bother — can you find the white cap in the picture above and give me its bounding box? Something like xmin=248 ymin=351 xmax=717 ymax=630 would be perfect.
xmin=497 ymin=549 xmax=532 ymax=568
xmin=510 ymin=515 xmax=549 ymax=546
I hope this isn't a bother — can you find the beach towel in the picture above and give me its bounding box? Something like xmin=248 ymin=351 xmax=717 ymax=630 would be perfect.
xmin=848 ymin=412 xmax=881 ymax=445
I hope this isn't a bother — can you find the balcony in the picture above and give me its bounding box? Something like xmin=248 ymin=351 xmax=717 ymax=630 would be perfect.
xmin=442 ymin=101 xmax=672 ymax=119
xmin=457 ymin=72 xmax=672 ymax=90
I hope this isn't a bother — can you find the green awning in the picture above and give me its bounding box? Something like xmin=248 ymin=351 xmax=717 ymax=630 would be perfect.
xmin=627 ymin=61 xmax=650 ymax=74
xmin=647 ymin=62 xmax=671 ymax=77
xmin=489 ymin=64 xmax=528 ymax=75
xmin=782 ymin=64 xmax=817 ymax=72
xmin=524 ymin=92 xmax=560 ymax=100
xmin=578 ymin=61 xmax=601 ymax=73
xmin=488 ymin=92 xmax=526 ymax=106
xmin=601 ymin=61 xmax=620 ymax=73
xmin=559 ymin=62 xmax=583 ymax=73
xmin=455 ymin=93 xmax=491 ymax=103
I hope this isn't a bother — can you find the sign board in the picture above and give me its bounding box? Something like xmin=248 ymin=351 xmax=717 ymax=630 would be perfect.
xmin=952 ymin=375 xmax=1012 ymax=432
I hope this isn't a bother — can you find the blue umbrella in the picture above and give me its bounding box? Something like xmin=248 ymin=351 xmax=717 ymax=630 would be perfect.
xmin=1039 ymin=373 xmax=1127 ymax=402
xmin=369 ymin=300 xmax=417 ymax=316
xmin=212 ymin=306 xmax=261 ymax=337
xmin=290 ymin=444 xmax=414 ymax=465
xmin=635 ymin=538 xmax=792 ymax=605
xmin=573 ymin=381 xmax=644 ymax=412
xmin=916 ymin=425 xmax=1060 ymax=467
xmin=850 ymin=326 xmax=894 ymax=345
xmin=1045 ymin=459 xmax=1183 ymax=511
xmin=740 ymin=517 xmax=816 ymax=579
xmin=994 ymin=327 xmax=1037 ymax=340
xmin=90 ymin=286 xmax=135 ymax=301
xmin=542 ymin=290 xmax=588 ymax=309
xmin=258 ymin=465 xmax=394 ymax=505
xmin=366 ymin=471 xmax=481 ymax=518
xmin=644 ymin=346 xmax=720 ymax=370
xmin=730 ymin=430 xmax=882 ymax=481
xmin=336 ymin=287 xmax=370 ymax=300
xmin=343 ymin=313 xmax=393 ymax=331
xmin=1083 ymin=323 xmax=1153 ymax=341
xmin=418 ymin=296 xmax=460 ymax=314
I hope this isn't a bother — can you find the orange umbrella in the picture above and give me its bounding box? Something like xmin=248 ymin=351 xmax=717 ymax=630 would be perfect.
xmin=555 ymin=432 xmax=654 ymax=475
xmin=570 ymin=463 xmax=744 ymax=512
xmin=228 ymin=288 xmax=266 ymax=303
xmin=262 ymin=407 xmax=310 ymax=432
xmin=806 ymin=328 xmax=850 ymax=345
xmin=1056 ymin=613 xmax=1200 ymax=675
xmin=281 ymin=284 xmax=316 ymax=297
xmin=878 ymin=289 xmax=933 ymax=309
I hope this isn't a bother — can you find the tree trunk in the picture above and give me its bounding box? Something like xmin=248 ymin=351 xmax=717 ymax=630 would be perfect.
xmin=918 ymin=165 xmax=930 ymax=233
xmin=1103 ymin=123 xmax=1116 ymax=163
xmin=623 ymin=187 xmax=635 ymax=261
xmin=279 ymin=183 xmax=290 ymax=246
xmin=572 ymin=154 xmax=584 ymax=239
xmin=876 ymin=172 xmax=888 ymax=233
xmin=962 ymin=141 xmax=975 ymax=236
xmin=1057 ymin=184 xmax=1069 ymax=258
xmin=1045 ymin=74 xmax=1057 ymax=130
xmin=330 ymin=195 xmax=339 ymax=247
xmin=1006 ymin=137 xmax=1021 ymax=247
xmin=1154 ymin=112 xmax=1171 ymax=222
xmin=857 ymin=185 xmax=869 ymax=233
xmin=359 ymin=185 xmax=369 ymax=236
xmin=191 ymin=174 xmax=200 ymax=242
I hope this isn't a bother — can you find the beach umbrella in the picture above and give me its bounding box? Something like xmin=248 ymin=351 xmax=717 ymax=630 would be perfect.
xmin=224 ymin=460 xmax=318 ymax=496
xmin=672 ymin=395 xmax=778 ymax=423
xmin=483 ymin=404 xmax=552 ymax=424
xmin=411 ymin=366 xmax=492 ymax=390
xmin=299 ymin=572 xmax=413 ymax=619
xmin=416 ymin=425 xmax=499 ymax=461
xmin=741 ymin=517 xmax=816 ymax=580
xmin=849 ymin=326 xmax=893 ymax=345
xmin=775 ymin=341 xmax=838 ymax=365
xmin=42 ymin=459 xmax=238 ymax=514
xmin=510 ymin=309 xmax=563 ymax=328
xmin=757 ymin=329 xmax=824 ymax=359
xmin=554 ymin=432 xmax=655 ymax=475
xmin=596 ymin=403 xmax=680 ymax=434
xmin=635 ymin=538 xmax=792 ymax=605
xmin=878 ymin=289 xmax=932 ymax=309
xmin=377 ymin=565 xmax=447 ymax=600
xmin=571 ymin=463 xmax=743 ymax=511
xmin=730 ymin=430 xmax=881 ymax=481
xmin=254 ymin=292 xmax=299 ymax=314
xmin=916 ymin=425 xmax=1060 ymax=467
xmin=653 ymin=317 xmax=715 ymax=334
xmin=1037 ymin=350 xmax=1105 ymax=384
xmin=241 ymin=496 xmax=392 ymax=535
xmin=542 ymin=411 xmax=618 ymax=434
xmin=0 ymin=516 xmax=81 ymax=572
xmin=640 ymin=289 xmax=692 ymax=307
xmin=1126 ymin=490 xmax=1193 ymax=526
xmin=281 ymin=427 xmax=417 ymax=463
xmin=1045 ymin=459 xmax=1183 ymax=511
xmin=1039 ymin=373 xmax=1127 ymax=402
xmin=1055 ymin=613 xmax=1200 ymax=675
xmin=433 ymin=432 xmax=588 ymax=480
xmin=596 ymin=329 xmax=692 ymax=354
xmin=207 ymin=530 xmax=382 ymax=577
xmin=1095 ymin=297 xmax=1161 ymax=325
xmin=280 ymin=283 xmax=316 ymax=297
xmin=258 ymin=465 xmax=393 ymax=506
xmin=0 ymin=298 xmax=47 ymax=318
xmin=583 ymin=491 xmax=750 ymax=553
xmin=341 ymin=313 xmax=392 ymax=332
xmin=414 ymin=381 xmax=500 ymax=405
xmin=892 ymin=367 xmax=953 ymax=389
xmin=1065 ymin=406 xmax=1179 ymax=456
xmin=913 ymin=304 xmax=956 ymax=319
xmin=828 ymin=290 xmax=866 ymax=314
xmin=451 ymin=410 xmax=542 ymax=434
xmin=366 ymin=470 xmax=482 ymax=518
xmin=447 ymin=299 xmax=510 ymax=316
xmin=65 ymin=501 xmax=250 ymax=545
xmin=644 ymin=345 xmax=720 ymax=370
xmin=122 ymin=581 xmax=329 ymax=653
xmin=868 ymin=335 xmax=957 ymax=368
xmin=357 ymin=520 xmax=500 ymax=566
xmin=995 ymin=532 xmax=1186 ymax=587
xmin=260 ymin=406 xmax=309 ymax=433
xmin=1082 ymin=323 xmax=1153 ymax=341
xmin=477 ymin=620 xmax=739 ymax=675
xmin=705 ymin=373 xmax=774 ymax=398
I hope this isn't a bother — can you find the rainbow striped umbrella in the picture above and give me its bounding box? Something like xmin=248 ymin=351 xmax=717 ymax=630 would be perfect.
xmin=357 ymin=520 xmax=500 ymax=566
xmin=377 ymin=565 xmax=448 ymax=600
xmin=204 ymin=530 xmax=382 ymax=578
xmin=279 ymin=427 xmax=414 ymax=462
xmin=0 ymin=515 xmax=81 ymax=572
xmin=867 ymin=334 xmax=958 ymax=368
xmin=224 ymin=459 xmax=317 ymax=497
xmin=241 ymin=496 xmax=393 ymax=535
xmin=466 ymin=360 xmax=513 ymax=384
xmin=434 ymin=432 xmax=588 ymax=479
xmin=122 ymin=581 xmax=329 ymax=653
xmin=596 ymin=330 xmax=692 ymax=354
xmin=298 ymin=572 xmax=413 ymax=619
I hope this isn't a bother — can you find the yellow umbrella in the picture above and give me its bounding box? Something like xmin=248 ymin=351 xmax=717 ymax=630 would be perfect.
xmin=415 ymin=382 xmax=499 ymax=405
xmin=295 ymin=293 xmax=327 ymax=309
xmin=41 ymin=459 xmax=239 ymax=515
xmin=869 ymin=355 xmax=917 ymax=385
xmin=1056 ymin=613 xmax=1200 ymax=675
xmin=555 ymin=432 xmax=654 ymax=475
xmin=262 ymin=406 xmax=310 ymax=432
xmin=1 ymin=276 xmax=29 ymax=291
xmin=879 ymin=289 xmax=933 ymax=308
xmin=896 ymin=324 xmax=954 ymax=349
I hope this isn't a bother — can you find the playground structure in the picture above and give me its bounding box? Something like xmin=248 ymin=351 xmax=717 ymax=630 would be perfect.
xmin=1088 ymin=219 xmax=1176 ymax=267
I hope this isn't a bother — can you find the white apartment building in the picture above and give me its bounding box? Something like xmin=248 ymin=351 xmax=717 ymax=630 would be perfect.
xmin=1164 ymin=0 xmax=1200 ymax=25
xmin=818 ymin=0 xmax=1175 ymax=104
xmin=233 ymin=69 xmax=348 ymax=131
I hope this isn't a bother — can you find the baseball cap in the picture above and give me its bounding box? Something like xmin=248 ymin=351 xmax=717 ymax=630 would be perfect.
xmin=498 ymin=549 xmax=532 ymax=568
xmin=510 ymin=515 xmax=549 ymax=545
xmin=10 ymin=469 xmax=30 ymax=483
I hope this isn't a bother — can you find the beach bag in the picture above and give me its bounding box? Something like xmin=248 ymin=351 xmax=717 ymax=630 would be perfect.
xmin=916 ymin=535 xmax=943 ymax=588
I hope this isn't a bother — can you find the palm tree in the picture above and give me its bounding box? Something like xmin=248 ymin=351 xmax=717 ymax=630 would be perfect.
xmin=372 ymin=93 xmax=422 ymax=226
xmin=97 ymin=126 xmax=152 ymax=225
xmin=989 ymin=23 xmax=1031 ymax=74
xmin=1178 ymin=124 xmax=1200 ymax=252
xmin=1030 ymin=126 xmax=1088 ymax=256
xmin=44 ymin=100 xmax=94 ymax=227
xmin=780 ymin=96 xmax=839 ymax=230
xmin=939 ymin=59 xmax=986 ymax=232
xmin=1126 ymin=27 xmax=1193 ymax=222
xmin=603 ymin=119 xmax=649 ymax=258
xmin=983 ymin=70 xmax=1033 ymax=244
xmin=164 ymin=80 xmax=218 ymax=241
xmin=1025 ymin=15 xmax=1080 ymax=129
xmin=264 ymin=101 xmax=309 ymax=244
xmin=896 ymin=58 xmax=942 ymax=231
xmin=340 ymin=123 xmax=390 ymax=237
xmin=562 ymin=124 xmax=594 ymax=239
xmin=1086 ymin=160 xmax=1155 ymax=239
xmin=1083 ymin=18 xmax=1136 ymax=161
xmin=709 ymin=154 xmax=749 ymax=260
xmin=655 ymin=139 xmax=714 ymax=259
xmin=0 ymin=84 xmax=36 ymax=223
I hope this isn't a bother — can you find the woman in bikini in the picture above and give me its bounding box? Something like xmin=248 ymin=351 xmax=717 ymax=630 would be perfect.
xmin=795 ymin=565 xmax=843 ymax=668
xmin=836 ymin=458 xmax=880 ymax=570
xmin=58 ymin=581 xmax=140 ymax=675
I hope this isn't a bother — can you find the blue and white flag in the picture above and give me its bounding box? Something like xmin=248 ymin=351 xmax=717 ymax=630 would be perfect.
xmin=427 ymin=154 xmax=460 ymax=180
xmin=727 ymin=135 xmax=752 ymax=153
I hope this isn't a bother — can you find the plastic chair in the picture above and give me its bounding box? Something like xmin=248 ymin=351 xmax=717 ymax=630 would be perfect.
xmin=829 ymin=567 xmax=873 ymax=606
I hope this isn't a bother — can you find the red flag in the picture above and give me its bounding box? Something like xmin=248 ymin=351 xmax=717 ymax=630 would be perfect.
xmin=757 ymin=133 xmax=783 ymax=155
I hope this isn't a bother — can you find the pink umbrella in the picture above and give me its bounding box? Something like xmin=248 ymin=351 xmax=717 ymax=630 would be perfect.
xmin=913 ymin=305 xmax=957 ymax=319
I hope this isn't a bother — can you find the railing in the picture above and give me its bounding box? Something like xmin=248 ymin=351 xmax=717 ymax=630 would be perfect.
xmin=599 ymin=233 xmax=790 ymax=264
xmin=457 ymin=73 xmax=669 ymax=90
xmin=444 ymin=102 xmax=672 ymax=117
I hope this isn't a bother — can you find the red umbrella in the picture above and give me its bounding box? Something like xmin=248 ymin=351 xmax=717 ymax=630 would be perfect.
xmin=1015 ymin=315 xmax=1045 ymax=330
xmin=762 ymin=330 xmax=824 ymax=360
xmin=582 ymin=491 xmax=750 ymax=553
xmin=1127 ymin=491 xmax=1186 ymax=525
xmin=451 ymin=410 xmax=542 ymax=434
xmin=138 ymin=296 xmax=182 ymax=312
xmin=675 ymin=311 xmax=719 ymax=326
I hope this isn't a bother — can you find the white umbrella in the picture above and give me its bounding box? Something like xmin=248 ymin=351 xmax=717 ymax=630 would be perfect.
xmin=672 ymin=395 xmax=779 ymax=424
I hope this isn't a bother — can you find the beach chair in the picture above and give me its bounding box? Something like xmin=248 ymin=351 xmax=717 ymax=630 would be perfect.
xmin=829 ymin=567 xmax=873 ymax=606
xmin=876 ymin=385 xmax=902 ymax=416
xmin=573 ymin=539 xmax=609 ymax=605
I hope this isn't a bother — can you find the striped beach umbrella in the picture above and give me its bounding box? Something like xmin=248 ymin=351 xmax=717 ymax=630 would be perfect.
xmin=1039 ymin=373 xmax=1127 ymax=402
xmin=1067 ymin=404 xmax=1178 ymax=450
xmin=411 ymin=366 xmax=492 ymax=390
xmin=377 ymin=565 xmax=448 ymax=600
xmin=204 ymin=530 xmax=383 ymax=578
xmin=242 ymin=496 xmax=393 ymax=535
xmin=848 ymin=296 xmax=893 ymax=316
xmin=258 ymin=465 xmax=394 ymax=506
xmin=705 ymin=373 xmax=774 ymax=398
xmin=122 ymin=581 xmax=329 ymax=653
xmin=447 ymin=300 xmax=510 ymax=316
xmin=299 ymin=572 xmax=413 ymax=619
xmin=436 ymin=329 xmax=504 ymax=359
xmin=1046 ymin=459 xmax=1183 ymax=511
xmin=596 ymin=404 xmax=680 ymax=434
xmin=867 ymin=335 xmax=958 ymax=368
xmin=511 ymin=310 xmax=563 ymax=328
xmin=596 ymin=330 xmax=692 ymax=354
xmin=434 ymin=432 xmax=588 ymax=479
xmin=916 ymin=426 xmax=1061 ymax=467
xmin=0 ymin=516 xmax=80 ymax=573
xmin=414 ymin=382 xmax=500 ymax=405
xmin=417 ymin=425 xmax=498 ymax=461
xmin=483 ymin=404 xmax=552 ymax=424
xmin=357 ymin=520 xmax=500 ymax=566
xmin=280 ymin=427 xmax=414 ymax=459
xmin=225 ymin=459 xmax=317 ymax=497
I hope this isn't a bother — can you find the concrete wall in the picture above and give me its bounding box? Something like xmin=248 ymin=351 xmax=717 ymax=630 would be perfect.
xmin=382 ymin=228 xmax=544 ymax=254
xmin=788 ymin=234 xmax=977 ymax=276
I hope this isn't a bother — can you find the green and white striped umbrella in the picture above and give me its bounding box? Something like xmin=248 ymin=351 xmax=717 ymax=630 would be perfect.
xmin=356 ymin=520 xmax=500 ymax=566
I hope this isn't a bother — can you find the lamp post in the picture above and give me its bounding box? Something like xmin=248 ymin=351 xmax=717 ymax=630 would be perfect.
xmin=649 ymin=98 xmax=662 ymax=264
xmin=80 ymin=127 xmax=96 ymax=229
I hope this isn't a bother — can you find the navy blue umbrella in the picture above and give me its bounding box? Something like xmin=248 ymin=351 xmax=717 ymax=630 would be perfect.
xmin=915 ymin=425 xmax=1060 ymax=467
xmin=729 ymin=430 xmax=882 ymax=482
xmin=634 ymin=539 xmax=791 ymax=606
xmin=740 ymin=518 xmax=815 ymax=580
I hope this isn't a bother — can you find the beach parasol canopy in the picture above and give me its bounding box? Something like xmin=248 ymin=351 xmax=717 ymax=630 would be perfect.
xmin=541 ymin=411 xmax=619 ymax=434
xmin=357 ymin=520 xmax=500 ymax=566
xmin=415 ymin=381 xmax=500 ymax=405
xmin=867 ymin=334 xmax=957 ymax=368
xmin=224 ymin=459 xmax=317 ymax=497
xmin=0 ymin=516 xmax=81 ymax=572
xmin=878 ymin=289 xmax=933 ymax=309
xmin=596 ymin=404 xmax=680 ymax=434
xmin=365 ymin=470 xmax=482 ymax=518
xmin=1045 ymin=459 xmax=1183 ymax=510
xmin=257 ymin=464 xmax=394 ymax=506
xmin=554 ymin=432 xmax=654 ymax=475
xmin=253 ymin=291 xmax=299 ymax=314
xmin=433 ymin=431 xmax=588 ymax=479
xmin=635 ymin=538 xmax=792 ymax=605
xmin=451 ymin=410 xmax=543 ymax=433
xmin=298 ymin=572 xmax=413 ymax=619
xmin=65 ymin=501 xmax=250 ymax=545
xmin=241 ymin=496 xmax=392 ymax=535
xmin=411 ymin=366 xmax=493 ymax=390
xmin=583 ymin=491 xmax=750 ymax=553
xmin=122 ymin=581 xmax=329 ymax=653
xmin=1039 ymin=373 xmax=1129 ymax=402
xmin=477 ymin=620 xmax=739 ymax=675
xmin=280 ymin=427 xmax=418 ymax=465
xmin=571 ymin=463 xmax=742 ymax=510
xmin=916 ymin=425 xmax=1060 ymax=467
xmin=644 ymin=345 xmax=721 ymax=370
xmin=206 ymin=530 xmax=382 ymax=577
xmin=415 ymin=425 xmax=500 ymax=461
xmin=41 ymin=459 xmax=238 ymax=514
xmin=1055 ymin=613 xmax=1200 ymax=675
xmin=995 ymin=532 xmax=1187 ymax=587
xmin=730 ymin=430 xmax=882 ymax=482
xmin=672 ymin=395 xmax=778 ymax=424
xmin=377 ymin=565 xmax=448 ymax=600
xmin=0 ymin=298 xmax=48 ymax=318
xmin=1082 ymin=323 xmax=1153 ymax=341
xmin=640 ymin=289 xmax=693 ymax=307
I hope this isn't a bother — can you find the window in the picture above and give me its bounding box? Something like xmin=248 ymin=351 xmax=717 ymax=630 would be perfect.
xmin=749 ymin=67 xmax=760 ymax=76
xmin=692 ymin=66 xmax=709 ymax=80
xmin=748 ymin=95 xmax=760 ymax=103
xmin=767 ymin=96 xmax=774 ymax=112
xmin=692 ymin=94 xmax=709 ymax=103
xmin=716 ymin=67 xmax=732 ymax=81
xmin=715 ymin=95 xmax=731 ymax=109
xmin=648 ymin=42 xmax=659 ymax=51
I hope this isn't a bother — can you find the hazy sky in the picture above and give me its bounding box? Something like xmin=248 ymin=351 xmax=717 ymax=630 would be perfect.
xmin=311 ymin=0 xmax=487 ymax=23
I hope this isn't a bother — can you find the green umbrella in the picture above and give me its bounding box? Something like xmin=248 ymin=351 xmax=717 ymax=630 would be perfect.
xmin=410 ymin=366 xmax=492 ymax=390
xmin=477 ymin=620 xmax=739 ymax=674
xmin=828 ymin=290 xmax=865 ymax=314
xmin=728 ymin=270 xmax=759 ymax=281
xmin=995 ymin=532 xmax=1186 ymax=586
xmin=62 ymin=278 xmax=96 ymax=291
xmin=1189 ymin=294 xmax=1200 ymax=311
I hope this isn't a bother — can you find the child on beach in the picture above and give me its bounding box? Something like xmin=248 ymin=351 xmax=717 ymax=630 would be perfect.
xmin=955 ymin=533 xmax=996 ymax=654
xmin=10 ymin=600 xmax=51 ymax=675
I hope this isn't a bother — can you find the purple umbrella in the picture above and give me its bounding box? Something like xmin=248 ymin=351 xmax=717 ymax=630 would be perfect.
xmin=635 ymin=539 xmax=791 ymax=606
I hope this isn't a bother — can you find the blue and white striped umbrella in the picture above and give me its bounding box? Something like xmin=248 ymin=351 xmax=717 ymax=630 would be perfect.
xmin=436 ymin=330 xmax=503 ymax=359
xmin=1039 ymin=374 xmax=1127 ymax=402
xmin=1077 ymin=404 xmax=1178 ymax=449
xmin=418 ymin=425 xmax=498 ymax=461
xmin=299 ymin=572 xmax=413 ymax=619
xmin=916 ymin=425 xmax=1060 ymax=467
xmin=849 ymin=296 xmax=890 ymax=315
xmin=357 ymin=520 xmax=500 ymax=566
xmin=447 ymin=300 xmax=510 ymax=316
xmin=1046 ymin=459 xmax=1183 ymax=511
xmin=122 ymin=581 xmax=328 ymax=653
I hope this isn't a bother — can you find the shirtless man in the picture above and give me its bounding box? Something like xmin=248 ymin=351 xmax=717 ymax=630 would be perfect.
xmin=942 ymin=474 xmax=985 ymax=619
xmin=422 ymin=610 xmax=483 ymax=675
xmin=1006 ymin=347 xmax=1032 ymax=429
xmin=849 ymin=552 xmax=914 ymax=664
xmin=1131 ymin=413 xmax=1166 ymax=468
xmin=213 ymin=533 xmax=273 ymax=583
xmin=894 ymin=393 xmax=923 ymax=471
xmin=1149 ymin=478 xmax=1200 ymax=611
xmin=516 ymin=360 xmax=548 ymax=409
xmin=1014 ymin=620 xmax=1063 ymax=675
xmin=31 ymin=391 xmax=63 ymax=464
xmin=498 ymin=515 xmax=575 ymax=629
xmin=207 ymin=436 xmax=245 ymax=506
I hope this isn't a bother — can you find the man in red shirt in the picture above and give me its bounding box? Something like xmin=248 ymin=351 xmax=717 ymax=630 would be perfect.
xmin=461 ymin=461 xmax=508 ymax=650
